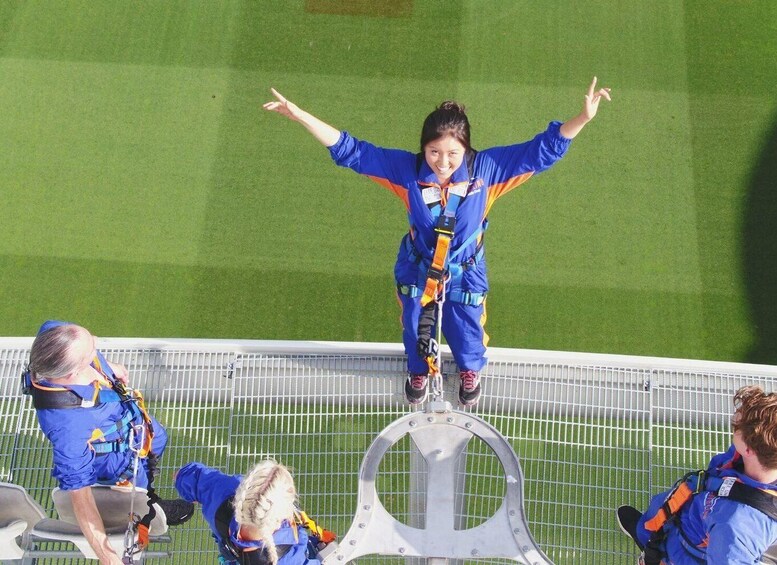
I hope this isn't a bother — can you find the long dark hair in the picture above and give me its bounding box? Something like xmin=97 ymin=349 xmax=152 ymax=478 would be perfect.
xmin=420 ymin=101 xmax=472 ymax=152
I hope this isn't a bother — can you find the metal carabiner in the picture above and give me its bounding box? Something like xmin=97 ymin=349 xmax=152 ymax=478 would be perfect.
xmin=429 ymin=275 xmax=448 ymax=401
xmin=428 ymin=339 xmax=444 ymax=400
xmin=128 ymin=423 xmax=146 ymax=455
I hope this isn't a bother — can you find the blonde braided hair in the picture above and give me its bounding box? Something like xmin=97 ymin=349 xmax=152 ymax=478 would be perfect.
xmin=233 ymin=460 xmax=297 ymax=564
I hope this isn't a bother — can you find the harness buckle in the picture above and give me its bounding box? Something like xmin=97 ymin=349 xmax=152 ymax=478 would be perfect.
xmin=434 ymin=214 xmax=456 ymax=236
xmin=425 ymin=265 xmax=445 ymax=283
xmin=20 ymin=367 xmax=33 ymax=396
xmin=693 ymin=470 xmax=706 ymax=494
xmin=397 ymin=284 xmax=421 ymax=298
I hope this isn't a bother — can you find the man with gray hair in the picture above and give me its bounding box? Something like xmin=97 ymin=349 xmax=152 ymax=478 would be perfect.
xmin=23 ymin=320 xmax=193 ymax=565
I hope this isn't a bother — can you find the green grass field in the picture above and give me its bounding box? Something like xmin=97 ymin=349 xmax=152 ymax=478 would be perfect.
xmin=1 ymin=1 xmax=776 ymax=364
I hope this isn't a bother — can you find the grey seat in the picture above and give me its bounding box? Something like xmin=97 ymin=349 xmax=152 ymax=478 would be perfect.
xmin=0 ymin=482 xmax=47 ymax=561
xmin=29 ymin=484 xmax=169 ymax=561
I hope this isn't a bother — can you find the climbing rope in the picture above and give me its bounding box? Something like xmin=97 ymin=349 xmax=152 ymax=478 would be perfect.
xmin=426 ymin=276 xmax=447 ymax=401
xmin=122 ymin=423 xmax=147 ymax=564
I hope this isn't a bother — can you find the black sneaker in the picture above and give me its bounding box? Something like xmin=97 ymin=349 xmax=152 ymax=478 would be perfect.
xmin=617 ymin=505 xmax=644 ymax=550
xmin=458 ymin=370 xmax=481 ymax=406
xmin=158 ymin=498 xmax=195 ymax=526
xmin=404 ymin=373 xmax=428 ymax=404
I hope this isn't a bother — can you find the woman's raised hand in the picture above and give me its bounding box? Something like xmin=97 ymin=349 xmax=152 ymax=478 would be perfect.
xmin=263 ymin=88 xmax=305 ymax=122
xmin=261 ymin=88 xmax=341 ymax=147
xmin=583 ymin=76 xmax=612 ymax=121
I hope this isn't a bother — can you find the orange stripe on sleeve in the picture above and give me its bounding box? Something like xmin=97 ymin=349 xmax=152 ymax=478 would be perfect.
xmin=485 ymin=172 xmax=534 ymax=216
xmin=366 ymin=175 xmax=410 ymax=210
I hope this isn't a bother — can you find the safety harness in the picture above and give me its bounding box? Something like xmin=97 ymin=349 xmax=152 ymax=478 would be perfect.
xmin=21 ymin=362 xmax=159 ymax=563
xmin=399 ymin=150 xmax=487 ymax=309
xmin=22 ymin=361 xmax=154 ymax=458
xmin=641 ymin=468 xmax=777 ymax=565
xmin=214 ymin=496 xmax=335 ymax=565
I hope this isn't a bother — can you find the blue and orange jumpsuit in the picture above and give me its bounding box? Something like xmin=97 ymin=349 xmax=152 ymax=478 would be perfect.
xmin=31 ymin=320 xmax=167 ymax=492
xmin=175 ymin=462 xmax=321 ymax=564
xmin=328 ymin=121 xmax=572 ymax=374
xmin=635 ymin=446 xmax=777 ymax=564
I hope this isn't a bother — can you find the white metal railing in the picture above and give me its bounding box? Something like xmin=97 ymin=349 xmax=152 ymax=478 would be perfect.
xmin=2 ymin=338 xmax=776 ymax=564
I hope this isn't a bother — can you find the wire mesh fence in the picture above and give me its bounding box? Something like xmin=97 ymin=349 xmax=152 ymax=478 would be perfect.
xmin=1 ymin=338 xmax=776 ymax=564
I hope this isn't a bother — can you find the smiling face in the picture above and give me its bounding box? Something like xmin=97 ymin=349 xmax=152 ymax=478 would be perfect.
xmin=423 ymin=134 xmax=467 ymax=185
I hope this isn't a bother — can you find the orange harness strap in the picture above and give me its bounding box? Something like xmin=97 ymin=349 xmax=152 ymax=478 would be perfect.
xmin=643 ymin=480 xmax=695 ymax=532
xmin=419 ymin=180 xmax=468 ymax=306
xmin=420 ymin=233 xmax=452 ymax=306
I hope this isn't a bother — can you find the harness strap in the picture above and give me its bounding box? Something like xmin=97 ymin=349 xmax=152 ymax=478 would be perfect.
xmin=448 ymin=289 xmax=487 ymax=306
xmin=399 ymin=284 xmax=486 ymax=306
xmin=88 ymin=395 xmax=154 ymax=459
xmin=419 ymin=213 xmax=456 ymax=307
xmin=416 ymin=301 xmax=437 ymax=360
xmin=449 ymin=218 xmax=488 ymax=263
xmin=403 ymin=230 xmax=486 ymax=307
xmin=295 ymin=507 xmax=336 ymax=547
xmin=418 ymin=199 xmax=488 ymax=306
xmin=707 ymin=476 xmax=777 ymax=519
xmin=23 ymin=363 xmax=153 ymax=461
xmin=403 ymin=235 xmax=484 ymax=273
xmin=416 ymin=151 xmax=475 ymax=308
xmin=27 ymin=382 xmax=90 ymax=408
xmin=88 ymin=409 xmax=136 ymax=452
xmin=214 ymin=496 xmax=240 ymax=562
xmin=642 ymin=469 xmax=777 ymax=564
xmin=134 ymin=452 xmax=159 ymax=553
xmin=25 ymin=377 xmax=124 ymax=409
xmin=643 ymin=472 xmax=701 ymax=533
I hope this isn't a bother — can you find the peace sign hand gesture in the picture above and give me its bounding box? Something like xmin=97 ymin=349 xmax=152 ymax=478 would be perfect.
xmin=583 ymin=76 xmax=612 ymax=121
